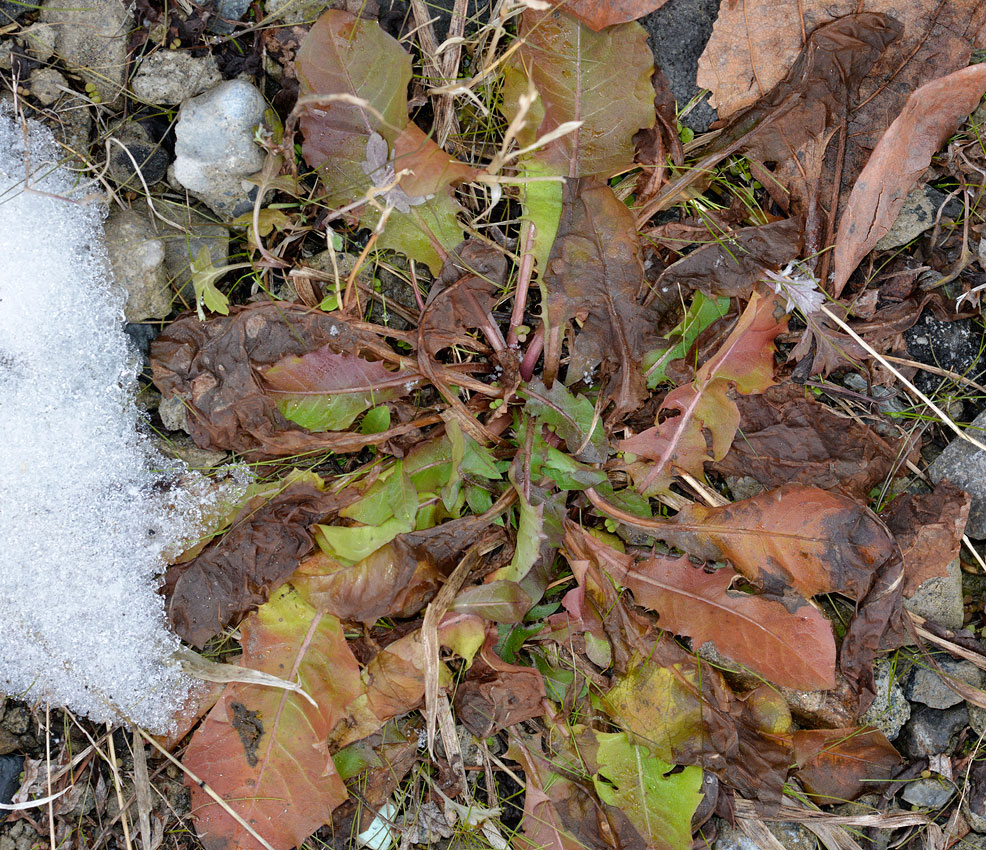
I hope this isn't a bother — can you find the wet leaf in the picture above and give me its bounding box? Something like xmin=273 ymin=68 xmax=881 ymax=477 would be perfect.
xmin=261 ymin=346 xmax=420 ymax=432
xmin=793 ymin=727 xmax=901 ymax=803
xmin=578 ymin=528 xmax=836 ymax=690
xmin=542 ymin=177 xmax=662 ymax=416
xmin=163 ymin=481 xmax=352 ymax=648
xmin=622 ymin=290 xmax=785 ymax=493
xmin=190 ymin=245 xmax=230 ymax=319
xmin=592 ymin=731 xmax=703 ymax=850
xmin=643 ymin=292 xmax=731 ymax=388
xmin=522 ymin=379 xmax=608 ymax=464
xmin=882 ymin=481 xmax=971 ymax=597
xmin=833 ymin=63 xmax=986 ymax=295
xmin=151 ymin=303 xmax=429 ymax=459
xmin=709 ymin=383 xmax=907 ymax=501
xmin=550 ymin=0 xmax=671 ymax=31
xmin=296 ymin=11 xmax=476 ymax=272
xmin=184 ymin=586 xmax=363 ymax=850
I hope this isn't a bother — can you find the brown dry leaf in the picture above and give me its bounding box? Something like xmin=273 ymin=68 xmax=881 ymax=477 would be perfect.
xmin=652 ymin=218 xmax=804 ymax=300
xmin=882 ymin=480 xmax=971 ymax=597
xmin=542 ymin=177 xmax=661 ymax=418
xmin=453 ymin=630 xmax=546 ymax=737
xmin=163 ymin=482 xmax=352 ymax=648
xmin=792 ymin=727 xmax=902 ymax=803
xmin=551 ymin=0 xmax=670 ymax=31
xmin=832 ymin=63 xmax=986 ymax=295
xmin=709 ymin=383 xmax=907 ymax=501
xmin=151 ymin=303 xmax=428 ymax=459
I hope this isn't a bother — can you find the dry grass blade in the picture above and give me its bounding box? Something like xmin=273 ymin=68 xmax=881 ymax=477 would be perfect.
xmin=733 ymin=800 xmax=927 ymax=828
xmin=422 ymin=544 xmax=483 ymax=755
xmin=131 ymin=729 xmax=154 ymax=850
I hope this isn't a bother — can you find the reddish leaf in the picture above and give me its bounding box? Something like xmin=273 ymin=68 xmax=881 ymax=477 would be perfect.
xmin=793 ymin=727 xmax=902 ymax=803
xmin=583 ymin=530 xmax=836 ymax=690
xmin=163 ymin=481 xmax=352 ymax=648
xmin=151 ymin=303 xmax=428 ymax=459
xmin=542 ymin=177 xmax=662 ymax=417
xmin=184 ymin=587 xmax=363 ymax=850
xmin=261 ymin=346 xmax=419 ymax=433
xmin=882 ymin=481 xmax=971 ymax=597
xmin=709 ymin=383 xmax=908 ymax=501
xmin=833 ymin=64 xmax=986 ymax=295
xmin=551 ymin=0 xmax=671 ymax=31
xmin=621 ymin=290 xmax=785 ymax=493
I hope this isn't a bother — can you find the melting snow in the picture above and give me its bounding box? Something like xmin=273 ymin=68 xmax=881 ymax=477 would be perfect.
xmin=0 ymin=107 xmax=236 ymax=730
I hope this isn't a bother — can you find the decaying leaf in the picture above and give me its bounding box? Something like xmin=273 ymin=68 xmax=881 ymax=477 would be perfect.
xmin=793 ymin=727 xmax=902 ymax=803
xmin=622 ymin=290 xmax=785 ymax=493
xmin=542 ymin=177 xmax=662 ymax=417
xmin=578 ymin=527 xmax=836 ymax=690
xmin=151 ymin=303 xmax=428 ymax=459
xmin=832 ymin=63 xmax=986 ymax=295
xmin=163 ymin=480 xmax=352 ymax=647
xmin=709 ymin=383 xmax=907 ymax=501
xmin=296 ymin=11 xmax=477 ymax=271
xmin=551 ymin=0 xmax=670 ymax=31
xmin=882 ymin=481 xmax=971 ymax=597
xmin=184 ymin=586 xmax=363 ymax=850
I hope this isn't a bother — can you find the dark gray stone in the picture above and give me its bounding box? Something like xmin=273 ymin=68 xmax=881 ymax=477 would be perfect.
xmin=861 ymin=659 xmax=910 ymax=740
xmin=898 ymin=704 xmax=968 ymax=759
xmin=0 ymin=754 xmax=21 ymax=808
xmin=907 ymin=312 xmax=986 ymax=421
xmin=901 ymin=776 xmax=955 ymax=809
xmin=928 ymin=405 xmax=986 ymax=538
xmin=207 ymin=0 xmax=252 ymax=33
xmin=641 ymin=0 xmax=721 ymax=133
xmin=875 ymin=186 xmax=963 ymax=251
xmin=906 ymin=655 xmax=983 ymax=709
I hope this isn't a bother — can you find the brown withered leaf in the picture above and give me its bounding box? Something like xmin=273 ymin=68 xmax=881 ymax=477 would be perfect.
xmin=832 ymin=64 xmax=986 ymax=296
xmin=651 ymin=218 xmax=804 ymax=301
xmin=453 ymin=631 xmax=546 ymax=737
xmin=420 ymin=240 xmax=508 ymax=357
xmin=710 ymin=383 xmax=906 ymax=500
xmin=151 ymin=303 xmax=428 ymax=459
xmin=543 ymin=177 xmax=661 ymax=418
xmin=633 ymin=65 xmax=683 ymax=210
xmin=551 ymin=0 xmax=670 ymax=31
xmin=163 ymin=482 xmax=352 ymax=647
xmin=793 ymin=727 xmax=901 ymax=803
xmin=882 ymin=481 xmax=971 ymax=597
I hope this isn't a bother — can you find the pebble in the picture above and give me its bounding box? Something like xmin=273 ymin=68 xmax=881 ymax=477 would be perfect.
xmin=897 ymin=704 xmax=968 ymax=759
xmin=0 ymin=754 xmax=21 ymax=805
xmin=27 ymin=68 xmax=66 ymax=107
xmin=929 ymin=406 xmax=986 ymax=539
xmin=158 ymin=395 xmax=189 ymax=433
xmin=903 ymin=557 xmax=964 ymax=630
xmin=131 ymin=51 xmax=222 ymax=105
xmin=713 ymin=820 xmax=816 ymax=850
xmin=107 ymin=122 xmax=169 ymax=190
xmin=172 ymin=80 xmax=267 ymax=220
xmin=906 ymin=655 xmax=983 ymax=709
xmin=875 ymin=186 xmax=961 ymax=251
xmin=264 ymin=0 xmax=332 ymax=24
xmin=207 ymin=0 xmax=252 ymax=33
xmin=152 ymin=434 xmax=228 ymax=469
xmin=40 ymin=0 xmax=133 ymax=103
xmin=901 ymin=776 xmax=955 ymax=809
xmin=861 ymin=660 xmax=910 ymax=740
xmin=103 ymin=210 xmax=172 ymax=322
xmin=17 ymin=23 xmax=57 ymax=62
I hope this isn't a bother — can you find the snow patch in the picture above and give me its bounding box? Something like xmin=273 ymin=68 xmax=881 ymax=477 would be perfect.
xmin=0 ymin=108 xmax=237 ymax=730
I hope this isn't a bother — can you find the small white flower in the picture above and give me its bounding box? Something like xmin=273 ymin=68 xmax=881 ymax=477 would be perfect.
xmin=763 ymin=261 xmax=825 ymax=316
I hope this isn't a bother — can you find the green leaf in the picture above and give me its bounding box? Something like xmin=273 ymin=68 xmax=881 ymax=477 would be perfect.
xmin=361 ymin=405 xmax=391 ymax=434
xmin=541 ymin=445 xmax=607 ymax=491
xmin=593 ymin=731 xmax=703 ymax=850
xmin=492 ymin=485 xmax=543 ymax=585
xmin=644 ymin=292 xmax=731 ymax=388
xmin=190 ymin=245 xmax=229 ymax=319
xmin=451 ymin=581 xmax=532 ymax=623
xmin=522 ymin=379 xmax=608 ymax=463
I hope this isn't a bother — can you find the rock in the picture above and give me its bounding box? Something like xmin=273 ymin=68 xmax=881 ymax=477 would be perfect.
xmin=172 ymin=80 xmax=267 ymax=220
xmin=907 ymin=312 xmax=986 ymax=418
xmin=725 ymin=474 xmax=764 ymax=502
xmin=903 ymin=557 xmax=964 ymax=630
xmin=897 ymin=704 xmax=968 ymax=759
xmin=971 ymin=703 xmax=986 ymax=738
xmin=264 ymin=0 xmax=330 ymax=23
xmin=131 ymin=51 xmax=222 ymax=105
xmin=861 ymin=660 xmax=911 ymax=740
xmin=152 ymin=434 xmax=227 ymax=469
xmin=17 ymin=23 xmax=57 ymax=62
xmin=27 ymin=68 xmax=66 ymax=107
xmin=875 ymin=186 xmax=961 ymax=251
xmin=767 ymin=822 xmax=817 ymax=850
xmin=0 ymin=0 xmax=28 ymax=23
xmin=40 ymin=0 xmax=132 ymax=103
xmin=965 ymin=762 xmax=986 ymax=833
xmin=207 ymin=0 xmax=252 ymax=33
xmin=906 ymin=654 xmax=983 ymax=708
xmin=158 ymin=395 xmax=189 ymax=433
xmin=642 ymin=0 xmax=720 ymax=133
xmin=157 ymin=202 xmax=229 ymax=302
xmin=713 ymin=821 xmax=759 ymax=850
xmin=929 ymin=406 xmax=986 ymax=538
xmin=103 ymin=210 xmax=171 ymax=321
xmin=901 ymin=776 xmax=955 ymax=809
xmin=107 ymin=122 xmax=169 ymax=190
xmin=0 ymin=754 xmax=20 ymax=805
xmin=0 ymin=821 xmax=41 ymax=850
